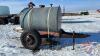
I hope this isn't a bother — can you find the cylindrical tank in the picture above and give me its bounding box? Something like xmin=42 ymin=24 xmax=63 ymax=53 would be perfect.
xmin=0 ymin=6 xmax=10 ymax=16
xmin=20 ymin=7 xmax=61 ymax=32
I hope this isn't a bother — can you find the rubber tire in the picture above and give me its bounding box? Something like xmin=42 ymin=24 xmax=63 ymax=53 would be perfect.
xmin=20 ymin=30 xmax=41 ymax=50
xmin=0 ymin=19 xmax=4 ymax=24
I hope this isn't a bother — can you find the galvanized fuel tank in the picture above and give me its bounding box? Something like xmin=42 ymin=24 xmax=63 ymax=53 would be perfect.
xmin=0 ymin=6 xmax=10 ymax=16
xmin=20 ymin=7 xmax=61 ymax=32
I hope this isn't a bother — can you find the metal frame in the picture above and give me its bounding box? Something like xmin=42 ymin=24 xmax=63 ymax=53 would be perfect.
xmin=38 ymin=29 xmax=89 ymax=50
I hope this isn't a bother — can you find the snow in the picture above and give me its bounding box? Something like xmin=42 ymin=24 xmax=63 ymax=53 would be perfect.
xmin=62 ymin=14 xmax=100 ymax=33
xmin=0 ymin=13 xmax=100 ymax=56
xmin=0 ymin=25 xmax=33 ymax=56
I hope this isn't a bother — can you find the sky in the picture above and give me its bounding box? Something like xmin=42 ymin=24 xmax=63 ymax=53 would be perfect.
xmin=0 ymin=0 xmax=100 ymax=14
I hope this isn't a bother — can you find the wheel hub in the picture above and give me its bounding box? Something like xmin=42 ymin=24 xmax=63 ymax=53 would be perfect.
xmin=25 ymin=34 xmax=35 ymax=46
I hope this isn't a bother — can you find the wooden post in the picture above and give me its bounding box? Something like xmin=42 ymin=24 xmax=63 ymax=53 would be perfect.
xmin=72 ymin=31 xmax=75 ymax=50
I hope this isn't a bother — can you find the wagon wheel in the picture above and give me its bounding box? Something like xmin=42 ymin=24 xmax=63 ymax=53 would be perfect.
xmin=20 ymin=30 xmax=41 ymax=50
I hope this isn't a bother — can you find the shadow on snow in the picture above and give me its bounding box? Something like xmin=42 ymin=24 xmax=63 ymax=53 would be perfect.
xmin=39 ymin=32 xmax=100 ymax=50
xmin=61 ymin=20 xmax=94 ymax=23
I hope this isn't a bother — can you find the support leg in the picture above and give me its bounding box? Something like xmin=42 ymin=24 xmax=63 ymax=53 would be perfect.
xmin=72 ymin=31 xmax=75 ymax=50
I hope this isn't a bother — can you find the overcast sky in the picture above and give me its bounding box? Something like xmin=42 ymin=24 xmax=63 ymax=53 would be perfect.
xmin=0 ymin=0 xmax=100 ymax=14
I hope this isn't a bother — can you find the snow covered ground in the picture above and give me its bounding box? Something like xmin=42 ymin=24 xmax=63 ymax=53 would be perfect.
xmin=0 ymin=13 xmax=100 ymax=56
